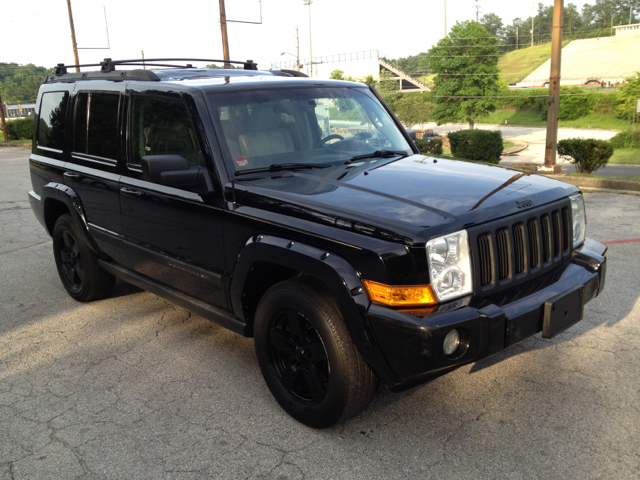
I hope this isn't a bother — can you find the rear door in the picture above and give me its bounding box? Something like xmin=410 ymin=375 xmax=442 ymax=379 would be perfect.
xmin=118 ymin=88 xmax=228 ymax=308
xmin=65 ymin=83 xmax=125 ymax=264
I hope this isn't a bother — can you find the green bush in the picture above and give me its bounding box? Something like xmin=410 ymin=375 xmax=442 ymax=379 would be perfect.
xmin=447 ymin=129 xmax=503 ymax=164
xmin=415 ymin=137 xmax=443 ymax=155
xmin=609 ymin=131 xmax=638 ymax=149
xmin=557 ymin=138 xmax=613 ymax=173
xmin=6 ymin=118 xmax=34 ymax=140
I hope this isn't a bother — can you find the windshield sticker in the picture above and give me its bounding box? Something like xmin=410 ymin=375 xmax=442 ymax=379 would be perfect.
xmin=236 ymin=157 xmax=248 ymax=168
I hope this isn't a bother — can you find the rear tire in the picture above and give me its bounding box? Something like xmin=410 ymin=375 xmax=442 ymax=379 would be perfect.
xmin=52 ymin=214 xmax=115 ymax=302
xmin=254 ymin=279 xmax=377 ymax=428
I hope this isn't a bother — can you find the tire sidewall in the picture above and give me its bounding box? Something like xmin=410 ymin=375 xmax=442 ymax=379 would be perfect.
xmin=52 ymin=214 xmax=90 ymax=300
xmin=254 ymin=282 xmax=352 ymax=428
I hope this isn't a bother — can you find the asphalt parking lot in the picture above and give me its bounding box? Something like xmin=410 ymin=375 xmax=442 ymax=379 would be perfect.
xmin=1 ymin=148 xmax=639 ymax=479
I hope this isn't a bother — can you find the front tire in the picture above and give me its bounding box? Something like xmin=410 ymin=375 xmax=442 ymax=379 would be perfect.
xmin=52 ymin=214 xmax=115 ymax=302
xmin=254 ymin=280 xmax=377 ymax=428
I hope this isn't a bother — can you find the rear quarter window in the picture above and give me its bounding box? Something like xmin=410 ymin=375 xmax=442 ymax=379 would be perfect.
xmin=74 ymin=92 xmax=120 ymax=160
xmin=37 ymin=92 xmax=69 ymax=152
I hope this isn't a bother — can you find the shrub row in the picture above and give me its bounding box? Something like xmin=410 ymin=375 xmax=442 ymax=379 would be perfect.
xmin=6 ymin=118 xmax=34 ymax=140
xmin=609 ymin=131 xmax=639 ymax=149
xmin=447 ymin=129 xmax=503 ymax=164
xmin=415 ymin=137 xmax=443 ymax=155
xmin=557 ymin=138 xmax=614 ymax=173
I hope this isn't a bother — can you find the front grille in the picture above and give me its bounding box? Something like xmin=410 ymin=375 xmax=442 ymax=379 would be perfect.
xmin=471 ymin=199 xmax=572 ymax=294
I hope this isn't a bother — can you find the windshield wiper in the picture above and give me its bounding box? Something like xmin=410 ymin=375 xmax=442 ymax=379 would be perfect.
xmin=345 ymin=150 xmax=409 ymax=164
xmin=234 ymin=163 xmax=331 ymax=176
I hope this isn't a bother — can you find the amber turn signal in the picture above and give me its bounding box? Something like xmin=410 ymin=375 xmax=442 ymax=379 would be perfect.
xmin=362 ymin=280 xmax=438 ymax=307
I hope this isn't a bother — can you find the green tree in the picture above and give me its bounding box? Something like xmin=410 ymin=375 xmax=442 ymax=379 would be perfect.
xmin=616 ymin=72 xmax=640 ymax=121
xmin=0 ymin=63 xmax=52 ymax=103
xmin=480 ymin=13 xmax=503 ymax=37
xmin=428 ymin=21 xmax=502 ymax=129
xmin=329 ymin=69 xmax=345 ymax=79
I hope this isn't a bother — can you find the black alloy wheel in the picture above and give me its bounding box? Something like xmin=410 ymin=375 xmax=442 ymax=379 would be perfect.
xmin=268 ymin=309 xmax=330 ymax=404
xmin=57 ymin=230 xmax=84 ymax=294
xmin=52 ymin=214 xmax=115 ymax=302
xmin=254 ymin=279 xmax=377 ymax=428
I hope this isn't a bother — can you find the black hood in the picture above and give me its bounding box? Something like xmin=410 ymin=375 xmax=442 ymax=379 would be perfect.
xmin=236 ymin=155 xmax=578 ymax=245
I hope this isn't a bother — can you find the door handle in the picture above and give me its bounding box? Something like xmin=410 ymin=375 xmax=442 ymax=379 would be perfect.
xmin=63 ymin=171 xmax=81 ymax=181
xmin=120 ymin=187 xmax=145 ymax=197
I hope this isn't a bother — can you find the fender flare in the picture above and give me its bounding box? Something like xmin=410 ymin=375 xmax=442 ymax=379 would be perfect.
xmin=230 ymin=234 xmax=397 ymax=384
xmin=42 ymin=182 xmax=99 ymax=254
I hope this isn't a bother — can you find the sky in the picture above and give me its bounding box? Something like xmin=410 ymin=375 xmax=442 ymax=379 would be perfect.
xmin=5 ymin=0 xmax=596 ymax=72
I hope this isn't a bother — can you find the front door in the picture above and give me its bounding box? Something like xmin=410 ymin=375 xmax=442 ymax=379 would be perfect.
xmin=118 ymin=91 xmax=227 ymax=308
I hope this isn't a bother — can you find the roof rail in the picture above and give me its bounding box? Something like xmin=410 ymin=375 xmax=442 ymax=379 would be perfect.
xmin=53 ymin=58 xmax=258 ymax=76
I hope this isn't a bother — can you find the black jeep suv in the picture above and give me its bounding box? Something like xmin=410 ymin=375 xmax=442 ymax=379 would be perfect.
xmin=29 ymin=58 xmax=607 ymax=428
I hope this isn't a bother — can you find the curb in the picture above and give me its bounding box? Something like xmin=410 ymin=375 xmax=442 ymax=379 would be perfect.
xmin=502 ymin=139 xmax=528 ymax=155
xmin=0 ymin=144 xmax=31 ymax=149
xmin=547 ymin=174 xmax=640 ymax=192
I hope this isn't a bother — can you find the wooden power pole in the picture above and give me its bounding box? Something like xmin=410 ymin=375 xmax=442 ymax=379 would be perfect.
xmin=219 ymin=0 xmax=231 ymax=68
xmin=66 ymin=0 xmax=81 ymax=72
xmin=0 ymin=93 xmax=9 ymax=143
xmin=543 ymin=0 xmax=564 ymax=172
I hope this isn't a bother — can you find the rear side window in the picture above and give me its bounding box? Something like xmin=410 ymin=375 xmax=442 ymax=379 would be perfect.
xmin=130 ymin=95 xmax=200 ymax=167
xmin=74 ymin=92 xmax=120 ymax=160
xmin=37 ymin=92 xmax=69 ymax=152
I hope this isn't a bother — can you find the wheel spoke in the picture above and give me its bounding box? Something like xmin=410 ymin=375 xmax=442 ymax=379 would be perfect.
xmin=71 ymin=241 xmax=80 ymax=257
xmin=305 ymin=341 xmax=327 ymax=362
xmin=280 ymin=364 xmax=301 ymax=390
xmin=303 ymin=365 xmax=325 ymax=400
xmin=59 ymin=251 xmax=71 ymax=263
xmin=270 ymin=329 xmax=293 ymax=353
xmin=287 ymin=311 xmax=304 ymax=339
xmin=62 ymin=232 xmax=74 ymax=251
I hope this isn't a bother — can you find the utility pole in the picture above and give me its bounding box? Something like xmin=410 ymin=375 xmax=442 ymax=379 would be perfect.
xmin=304 ymin=0 xmax=313 ymax=77
xmin=0 ymin=93 xmax=9 ymax=144
xmin=141 ymin=50 xmax=145 ymax=69
xmin=473 ymin=0 xmax=480 ymax=21
xmin=531 ymin=14 xmax=535 ymax=47
xmin=66 ymin=0 xmax=80 ymax=72
xmin=296 ymin=27 xmax=301 ymax=71
xmin=443 ymin=0 xmax=447 ymax=37
xmin=543 ymin=0 xmax=564 ymax=172
xmin=219 ymin=0 xmax=231 ymax=68
xmin=516 ymin=27 xmax=519 ymax=49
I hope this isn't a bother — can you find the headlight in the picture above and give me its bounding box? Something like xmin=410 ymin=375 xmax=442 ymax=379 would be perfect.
xmin=426 ymin=230 xmax=473 ymax=302
xmin=569 ymin=193 xmax=587 ymax=249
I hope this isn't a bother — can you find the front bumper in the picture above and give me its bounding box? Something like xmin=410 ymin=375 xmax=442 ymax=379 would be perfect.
xmin=367 ymin=238 xmax=608 ymax=392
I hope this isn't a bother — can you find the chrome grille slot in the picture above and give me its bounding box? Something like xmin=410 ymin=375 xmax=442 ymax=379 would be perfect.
xmin=496 ymin=228 xmax=510 ymax=280
xmin=541 ymin=214 xmax=551 ymax=262
xmin=478 ymin=233 xmax=492 ymax=286
xmin=527 ymin=218 xmax=540 ymax=268
xmin=562 ymin=207 xmax=570 ymax=252
xmin=552 ymin=210 xmax=562 ymax=257
xmin=512 ymin=223 xmax=526 ymax=274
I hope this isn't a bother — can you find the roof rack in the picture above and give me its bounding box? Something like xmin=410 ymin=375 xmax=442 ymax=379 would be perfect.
xmin=53 ymin=58 xmax=258 ymax=76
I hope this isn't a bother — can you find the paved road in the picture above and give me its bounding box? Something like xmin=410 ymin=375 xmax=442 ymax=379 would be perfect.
xmin=1 ymin=148 xmax=639 ymax=479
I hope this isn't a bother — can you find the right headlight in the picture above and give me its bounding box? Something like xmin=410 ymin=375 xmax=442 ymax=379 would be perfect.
xmin=569 ymin=193 xmax=587 ymax=249
xmin=426 ymin=229 xmax=473 ymax=302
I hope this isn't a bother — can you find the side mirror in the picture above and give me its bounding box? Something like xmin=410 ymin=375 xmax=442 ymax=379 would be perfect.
xmin=140 ymin=155 xmax=213 ymax=195
xmin=405 ymin=129 xmax=417 ymax=141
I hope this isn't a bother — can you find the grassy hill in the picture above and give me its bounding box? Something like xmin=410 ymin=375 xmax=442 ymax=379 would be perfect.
xmin=498 ymin=41 xmax=570 ymax=84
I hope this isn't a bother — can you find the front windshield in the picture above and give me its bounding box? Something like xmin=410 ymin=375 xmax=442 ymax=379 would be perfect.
xmin=207 ymin=86 xmax=413 ymax=174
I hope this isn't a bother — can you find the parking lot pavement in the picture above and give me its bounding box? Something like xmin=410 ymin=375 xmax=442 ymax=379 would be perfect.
xmin=1 ymin=148 xmax=639 ymax=479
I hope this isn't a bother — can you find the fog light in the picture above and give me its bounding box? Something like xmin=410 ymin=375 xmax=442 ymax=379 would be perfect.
xmin=443 ymin=329 xmax=460 ymax=356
